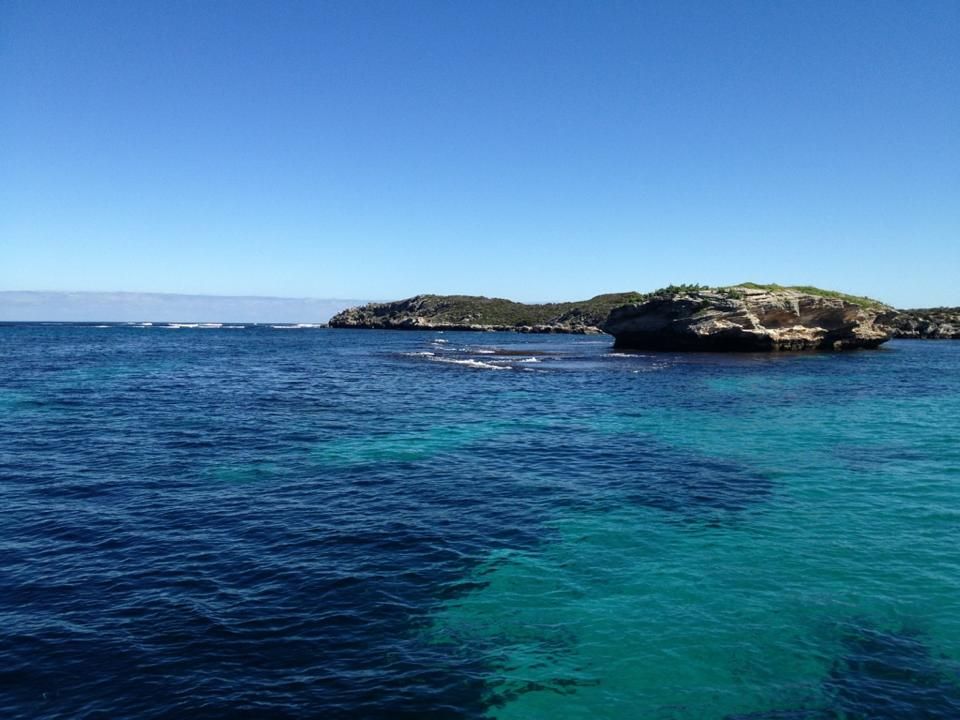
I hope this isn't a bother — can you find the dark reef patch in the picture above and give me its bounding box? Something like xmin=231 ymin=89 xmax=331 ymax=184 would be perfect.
xmin=465 ymin=422 xmax=775 ymax=519
xmin=824 ymin=623 xmax=960 ymax=719
xmin=727 ymin=621 xmax=960 ymax=719
xmin=624 ymin=451 xmax=773 ymax=514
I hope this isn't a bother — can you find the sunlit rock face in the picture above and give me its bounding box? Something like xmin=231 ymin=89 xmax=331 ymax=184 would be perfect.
xmin=601 ymin=287 xmax=892 ymax=352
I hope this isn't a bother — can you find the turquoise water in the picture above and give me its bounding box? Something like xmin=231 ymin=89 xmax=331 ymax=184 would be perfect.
xmin=429 ymin=348 xmax=960 ymax=718
xmin=1 ymin=325 xmax=958 ymax=718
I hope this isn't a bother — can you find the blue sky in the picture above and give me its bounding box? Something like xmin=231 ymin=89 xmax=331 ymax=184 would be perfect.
xmin=2 ymin=0 xmax=957 ymax=307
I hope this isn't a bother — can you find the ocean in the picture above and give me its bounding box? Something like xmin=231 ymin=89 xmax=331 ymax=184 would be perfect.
xmin=2 ymin=324 xmax=958 ymax=719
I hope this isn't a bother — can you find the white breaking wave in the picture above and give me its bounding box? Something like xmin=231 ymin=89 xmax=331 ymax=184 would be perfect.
xmin=474 ymin=349 xmax=496 ymax=354
xmin=429 ymin=356 xmax=510 ymax=370
xmin=403 ymin=351 xmax=436 ymax=357
xmin=518 ymin=357 xmax=541 ymax=363
xmin=632 ymin=363 xmax=672 ymax=373
xmin=432 ymin=338 xmax=449 ymax=344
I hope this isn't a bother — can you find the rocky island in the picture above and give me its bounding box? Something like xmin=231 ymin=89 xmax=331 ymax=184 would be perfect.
xmin=601 ymin=284 xmax=892 ymax=351
xmin=330 ymin=284 xmax=959 ymax=351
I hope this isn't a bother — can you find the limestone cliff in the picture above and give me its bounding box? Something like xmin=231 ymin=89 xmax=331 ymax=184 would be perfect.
xmin=601 ymin=286 xmax=892 ymax=351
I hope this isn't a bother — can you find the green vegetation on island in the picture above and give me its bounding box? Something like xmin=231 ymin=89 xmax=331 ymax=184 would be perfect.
xmin=623 ymin=282 xmax=888 ymax=309
xmin=329 ymin=292 xmax=647 ymax=331
xmin=730 ymin=283 xmax=889 ymax=309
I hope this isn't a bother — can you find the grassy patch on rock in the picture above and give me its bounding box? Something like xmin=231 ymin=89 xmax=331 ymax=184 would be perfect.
xmin=730 ymin=283 xmax=890 ymax=309
xmin=411 ymin=293 xmax=650 ymax=326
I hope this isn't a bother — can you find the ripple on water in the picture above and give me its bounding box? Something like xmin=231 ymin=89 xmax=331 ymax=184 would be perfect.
xmin=310 ymin=421 xmax=513 ymax=466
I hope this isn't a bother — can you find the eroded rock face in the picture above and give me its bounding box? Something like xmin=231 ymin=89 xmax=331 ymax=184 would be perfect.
xmin=601 ymin=288 xmax=892 ymax=351
xmin=883 ymin=308 xmax=960 ymax=339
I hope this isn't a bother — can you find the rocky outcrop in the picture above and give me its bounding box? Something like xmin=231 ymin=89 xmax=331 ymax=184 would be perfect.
xmin=883 ymin=308 xmax=960 ymax=339
xmin=328 ymin=293 xmax=643 ymax=334
xmin=601 ymin=287 xmax=892 ymax=351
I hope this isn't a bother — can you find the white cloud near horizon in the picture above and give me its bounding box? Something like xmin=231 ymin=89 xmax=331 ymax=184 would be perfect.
xmin=0 ymin=292 xmax=365 ymax=323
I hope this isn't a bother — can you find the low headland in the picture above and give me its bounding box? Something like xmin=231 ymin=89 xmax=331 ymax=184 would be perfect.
xmin=328 ymin=284 xmax=958 ymax=351
xmin=328 ymin=292 xmax=646 ymax=334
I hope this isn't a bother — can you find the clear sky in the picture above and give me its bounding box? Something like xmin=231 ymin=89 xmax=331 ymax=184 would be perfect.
xmin=2 ymin=0 xmax=958 ymax=307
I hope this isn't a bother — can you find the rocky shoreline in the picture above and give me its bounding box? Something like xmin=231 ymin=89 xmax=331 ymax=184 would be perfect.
xmin=332 ymin=319 xmax=603 ymax=334
xmin=886 ymin=308 xmax=960 ymax=339
xmin=329 ymin=286 xmax=957 ymax=351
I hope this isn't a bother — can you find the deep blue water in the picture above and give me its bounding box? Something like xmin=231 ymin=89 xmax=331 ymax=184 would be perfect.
xmin=1 ymin=325 xmax=959 ymax=719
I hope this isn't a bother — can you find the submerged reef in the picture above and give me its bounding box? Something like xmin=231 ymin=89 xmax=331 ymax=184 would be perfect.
xmin=824 ymin=623 xmax=960 ymax=719
xmin=728 ymin=622 xmax=960 ymax=719
xmin=622 ymin=449 xmax=773 ymax=515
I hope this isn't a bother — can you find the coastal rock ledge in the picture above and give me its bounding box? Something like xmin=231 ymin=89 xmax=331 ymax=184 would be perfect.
xmin=601 ymin=286 xmax=892 ymax=351
xmin=886 ymin=308 xmax=960 ymax=339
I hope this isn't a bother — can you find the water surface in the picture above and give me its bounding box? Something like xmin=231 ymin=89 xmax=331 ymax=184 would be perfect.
xmin=1 ymin=325 xmax=958 ymax=718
